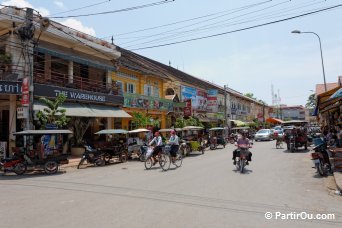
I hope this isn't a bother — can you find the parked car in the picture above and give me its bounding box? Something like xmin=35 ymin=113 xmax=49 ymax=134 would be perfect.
xmin=255 ymin=129 xmax=273 ymax=141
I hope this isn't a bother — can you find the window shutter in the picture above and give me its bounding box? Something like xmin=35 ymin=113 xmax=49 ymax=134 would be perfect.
xmin=144 ymin=84 xmax=148 ymax=95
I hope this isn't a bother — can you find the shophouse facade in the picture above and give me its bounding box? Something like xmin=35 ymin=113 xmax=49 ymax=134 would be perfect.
xmin=0 ymin=7 xmax=129 ymax=156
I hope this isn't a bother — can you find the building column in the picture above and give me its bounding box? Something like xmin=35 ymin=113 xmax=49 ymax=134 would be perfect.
xmin=68 ymin=61 xmax=73 ymax=84
xmin=106 ymin=70 xmax=112 ymax=89
xmin=8 ymin=95 xmax=17 ymax=156
xmin=6 ymin=31 xmax=25 ymax=79
xmin=44 ymin=54 xmax=51 ymax=80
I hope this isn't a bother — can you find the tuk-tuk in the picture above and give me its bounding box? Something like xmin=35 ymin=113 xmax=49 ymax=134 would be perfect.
xmin=127 ymin=128 xmax=151 ymax=161
xmin=94 ymin=129 xmax=129 ymax=163
xmin=283 ymin=121 xmax=309 ymax=152
xmin=180 ymin=126 xmax=205 ymax=156
xmin=208 ymin=127 xmax=227 ymax=150
xmin=4 ymin=130 xmax=72 ymax=175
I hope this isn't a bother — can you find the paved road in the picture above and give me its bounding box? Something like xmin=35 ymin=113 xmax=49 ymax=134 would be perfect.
xmin=1 ymin=141 xmax=341 ymax=228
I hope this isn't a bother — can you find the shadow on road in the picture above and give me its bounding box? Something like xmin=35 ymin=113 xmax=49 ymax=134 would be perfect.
xmin=232 ymin=168 xmax=253 ymax=174
xmin=0 ymin=170 xmax=66 ymax=180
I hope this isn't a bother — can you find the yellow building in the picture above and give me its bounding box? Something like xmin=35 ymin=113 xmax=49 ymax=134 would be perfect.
xmin=111 ymin=50 xmax=171 ymax=130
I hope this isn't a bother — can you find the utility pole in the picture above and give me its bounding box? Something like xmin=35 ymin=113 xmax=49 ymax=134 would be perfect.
xmin=18 ymin=8 xmax=35 ymax=130
xmin=224 ymin=85 xmax=227 ymax=127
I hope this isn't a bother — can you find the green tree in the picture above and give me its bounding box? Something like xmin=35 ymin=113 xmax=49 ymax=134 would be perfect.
xmin=306 ymin=93 xmax=316 ymax=109
xmin=131 ymin=111 xmax=160 ymax=128
xmin=36 ymin=94 xmax=69 ymax=129
xmin=244 ymin=93 xmax=257 ymax=100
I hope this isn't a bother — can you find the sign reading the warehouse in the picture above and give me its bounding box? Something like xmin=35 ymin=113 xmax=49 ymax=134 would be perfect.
xmin=34 ymin=84 xmax=123 ymax=104
xmin=0 ymin=81 xmax=22 ymax=94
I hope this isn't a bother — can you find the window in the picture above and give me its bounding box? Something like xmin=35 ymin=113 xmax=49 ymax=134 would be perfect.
xmin=144 ymin=84 xmax=153 ymax=96
xmin=116 ymin=81 xmax=124 ymax=95
xmin=154 ymin=87 xmax=160 ymax=97
xmin=126 ymin=83 xmax=136 ymax=94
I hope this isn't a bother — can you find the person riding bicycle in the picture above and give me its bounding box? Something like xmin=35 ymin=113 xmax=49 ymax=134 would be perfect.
xmin=168 ymin=130 xmax=179 ymax=163
xmin=233 ymin=132 xmax=252 ymax=165
xmin=149 ymin=131 xmax=163 ymax=165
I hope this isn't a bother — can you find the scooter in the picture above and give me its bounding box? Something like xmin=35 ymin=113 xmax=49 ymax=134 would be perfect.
xmin=311 ymin=142 xmax=331 ymax=176
xmin=77 ymin=145 xmax=105 ymax=169
xmin=0 ymin=151 xmax=27 ymax=175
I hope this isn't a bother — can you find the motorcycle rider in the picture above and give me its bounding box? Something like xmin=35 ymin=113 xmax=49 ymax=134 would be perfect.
xmin=168 ymin=130 xmax=179 ymax=163
xmin=233 ymin=132 xmax=252 ymax=165
xmin=149 ymin=131 xmax=163 ymax=165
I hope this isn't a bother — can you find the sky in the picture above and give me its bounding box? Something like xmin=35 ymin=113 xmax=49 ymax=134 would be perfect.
xmin=2 ymin=0 xmax=342 ymax=106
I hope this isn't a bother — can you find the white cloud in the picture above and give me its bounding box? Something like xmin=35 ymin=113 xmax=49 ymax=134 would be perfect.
xmin=53 ymin=0 xmax=64 ymax=9
xmin=60 ymin=18 xmax=96 ymax=36
xmin=1 ymin=0 xmax=50 ymax=16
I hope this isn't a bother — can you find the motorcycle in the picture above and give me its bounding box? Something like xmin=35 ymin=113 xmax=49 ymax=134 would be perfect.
xmin=311 ymin=141 xmax=331 ymax=176
xmin=0 ymin=151 xmax=26 ymax=175
xmin=235 ymin=148 xmax=250 ymax=173
xmin=77 ymin=145 xmax=105 ymax=169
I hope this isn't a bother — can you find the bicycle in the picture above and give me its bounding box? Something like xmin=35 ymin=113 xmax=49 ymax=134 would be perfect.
xmin=144 ymin=146 xmax=171 ymax=171
xmin=171 ymin=150 xmax=183 ymax=168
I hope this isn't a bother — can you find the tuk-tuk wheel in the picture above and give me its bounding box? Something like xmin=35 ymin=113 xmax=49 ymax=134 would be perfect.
xmin=44 ymin=161 xmax=58 ymax=174
xmin=120 ymin=152 xmax=128 ymax=163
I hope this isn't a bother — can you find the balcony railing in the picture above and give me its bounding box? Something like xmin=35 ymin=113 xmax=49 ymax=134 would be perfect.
xmin=33 ymin=68 xmax=120 ymax=95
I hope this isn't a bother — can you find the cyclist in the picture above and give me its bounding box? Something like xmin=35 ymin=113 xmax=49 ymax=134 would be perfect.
xmin=149 ymin=131 xmax=163 ymax=165
xmin=168 ymin=130 xmax=179 ymax=163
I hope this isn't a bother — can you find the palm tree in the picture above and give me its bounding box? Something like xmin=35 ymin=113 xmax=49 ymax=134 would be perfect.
xmin=36 ymin=94 xmax=69 ymax=129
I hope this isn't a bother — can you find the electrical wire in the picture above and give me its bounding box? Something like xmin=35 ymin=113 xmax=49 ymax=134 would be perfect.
xmin=104 ymin=0 xmax=272 ymax=39
xmin=49 ymin=0 xmax=175 ymax=19
xmin=129 ymin=4 xmax=342 ymax=50
xmin=48 ymin=0 xmax=112 ymax=16
xmin=125 ymin=0 xmax=325 ymax=48
xmin=123 ymin=0 xmax=292 ymax=47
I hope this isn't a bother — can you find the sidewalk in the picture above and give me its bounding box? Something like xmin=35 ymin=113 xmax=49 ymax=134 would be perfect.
xmin=61 ymin=156 xmax=81 ymax=169
xmin=334 ymin=172 xmax=342 ymax=191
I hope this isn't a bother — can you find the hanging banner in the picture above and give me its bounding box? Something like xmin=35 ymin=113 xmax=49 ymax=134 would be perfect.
xmin=21 ymin=93 xmax=29 ymax=106
xmin=22 ymin=77 xmax=29 ymax=94
xmin=195 ymin=89 xmax=207 ymax=111
xmin=181 ymin=86 xmax=197 ymax=104
xmin=183 ymin=99 xmax=192 ymax=117
xmin=207 ymin=89 xmax=218 ymax=113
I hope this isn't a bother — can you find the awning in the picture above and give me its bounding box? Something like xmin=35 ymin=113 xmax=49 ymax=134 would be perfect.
xmin=230 ymin=120 xmax=247 ymax=127
xmin=34 ymin=102 xmax=131 ymax=118
xmin=95 ymin=129 xmax=128 ymax=134
xmin=266 ymin=118 xmax=284 ymax=124
xmin=13 ymin=130 xmax=73 ymax=135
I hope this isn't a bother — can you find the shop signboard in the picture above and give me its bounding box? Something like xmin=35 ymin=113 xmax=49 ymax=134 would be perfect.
xmin=0 ymin=81 xmax=22 ymax=94
xmin=17 ymin=107 xmax=29 ymax=119
xmin=34 ymin=84 xmax=123 ymax=105
xmin=123 ymin=93 xmax=173 ymax=112
xmin=195 ymin=89 xmax=207 ymax=111
xmin=207 ymin=89 xmax=218 ymax=113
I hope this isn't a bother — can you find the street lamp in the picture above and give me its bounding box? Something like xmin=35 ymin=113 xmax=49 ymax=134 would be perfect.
xmin=291 ymin=30 xmax=327 ymax=92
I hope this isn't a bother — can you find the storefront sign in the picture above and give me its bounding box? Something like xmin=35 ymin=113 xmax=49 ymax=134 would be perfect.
xmin=123 ymin=93 xmax=173 ymax=112
xmin=181 ymin=86 xmax=197 ymax=104
xmin=22 ymin=77 xmax=29 ymax=94
xmin=34 ymin=84 xmax=123 ymax=105
xmin=0 ymin=81 xmax=22 ymax=94
xmin=21 ymin=93 xmax=29 ymax=106
xmin=207 ymin=89 xmax=218 ymax=113
xmin=17 ymin=107 xmax=29 ymax=119
xmin=195 ymin=90 xmax=207 ymax=111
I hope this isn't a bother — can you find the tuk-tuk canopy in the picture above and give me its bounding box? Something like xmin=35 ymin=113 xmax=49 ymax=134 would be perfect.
xmin=283 ymin=120 xmax=308 ymax=126
xmin=13 ymin=130 xmax=73 ymax=135
xmin=182 ymin=126 xmax=204 ymax=130
xmin=128 ymin=128 xmax=150 ymax=134
xmin=95 ymin=129 xmax=128 ymax=135
xmin=231 ymin=127 xmax=250 ymax=130
xmin=209 ymin=127 xmax=224 ymax=131
xmin=159 ymin=128 xmax=182 ymax=133
xmin=231 ymin=120 xmax=247 ymax=127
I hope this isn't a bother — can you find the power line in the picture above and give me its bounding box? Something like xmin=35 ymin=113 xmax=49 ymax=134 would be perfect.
xmin=49 ymin=0 xmax=112 ymax=16
xmin=124 ymin=0 xmax=325 ymax=48
xmin=123 ymin=0 xmax=292 ymax=47
xmin=50 ymin=0 xmax=175 ymax=19
xmin=108 ymin=0 xmax=272 ymax=38
xmin=130 ymin=4 xmax=342 ymax=50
